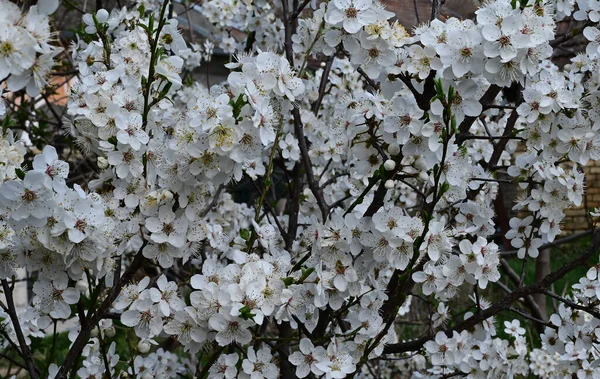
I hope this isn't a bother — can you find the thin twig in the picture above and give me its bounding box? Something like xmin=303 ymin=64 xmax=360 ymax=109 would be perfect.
xmin=200 ymin=184 xmax=225 ymax=217
xmin=311 ymin=54 xmax=335 ymax=115
xmin=357 ymin=67 xmax=379 ymax=90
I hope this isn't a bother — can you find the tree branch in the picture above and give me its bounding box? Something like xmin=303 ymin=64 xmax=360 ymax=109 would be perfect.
xmin=55 ymin=247 xmax=147 ymax=378
xmin=1 ymin=279 xmax=39 ymax=379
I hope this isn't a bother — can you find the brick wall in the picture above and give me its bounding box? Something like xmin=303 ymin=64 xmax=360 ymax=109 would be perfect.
xmin=562 ymin=162 xmax=598 ymax=232
xmin=383 ymin=0 xmax=477 ymax=29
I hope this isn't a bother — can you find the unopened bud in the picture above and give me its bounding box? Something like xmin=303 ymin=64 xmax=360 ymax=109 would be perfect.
xmin=104 ymin=326 xmax=116 ymax=338
xmin=97 ymin=157 xmax=109 ymax=169
xmin=384 ymin=160 xmax=396 ymax=171
xmin=387 ymin=143 xmax=401 ymax=156
xmin=75 ymin=280 xmax=88 ymax=293
xmin=414 ymin=158 xmax=427 ymax=171
xmin=138 ymin=340 xmax=151 ymax=354
xmin=418 ymin=172 xmax=429 ymax=182
xmin=90 ymin=326 xmax=99 ymax=338
xmin=385 ymin=180 xmax=395 ymax=190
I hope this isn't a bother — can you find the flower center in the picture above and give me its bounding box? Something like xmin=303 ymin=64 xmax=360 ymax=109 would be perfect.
xmin=22 ymin=189 xmax=38 ymax=203
xmin=345 ymin=7 xmax=359 ymax=18
xmin=498 ymin=35 xmax=511 ymax=47
xmin=460 ymin=47 xmax=472 ymax=58
xmin=0 ymin=41 xmax=15 ymax=57
xmin=75 ymin=219 xmax=87 ymax=231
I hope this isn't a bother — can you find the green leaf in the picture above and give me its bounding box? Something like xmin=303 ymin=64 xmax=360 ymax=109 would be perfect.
xmin=440 ymin=182 xmax=450 ymax=196
xmin=15 ymin=168 xmax=25 ymax=180
xmin=239 ymin=306 xmax=256 ymax=320
xmin=240 ymin=228 xmax=250 ymax=240
xmin=300 ymin=267 xmax=315 ymax=282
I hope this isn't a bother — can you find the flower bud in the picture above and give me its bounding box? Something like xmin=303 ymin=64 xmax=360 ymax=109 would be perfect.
xmin=404 ymin=166 xmax=417 ymax=174
xmin=385 ymin=180 xmax=395 ymax=189
xmin=418 ymin=172 xmax=429 ymax=182
xmin=96 ymin=9 xmax=109 ymax=23
xmin=414 ymin=158 xmax=427 ymax=171
xmin=138 ymin=340 xmax=151 ymax=354
xmin=97 ymin=157 xmax=109 ymax=169
xmin=90 ymin=326 xmax=99 ymax=338
xmin=75 ymin=280 xmax=88 ymax=293
xmin=384 ymin=160 xmax=396 ymax=171
xmin=387 ymin=143 xmax=401 ymax=156
xmin=104 ymin=326 xmax=116 ymax=338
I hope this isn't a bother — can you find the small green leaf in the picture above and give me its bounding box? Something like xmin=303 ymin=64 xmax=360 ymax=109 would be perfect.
xmin=239 ymin=306 xmax=256 ymax=320
xmin=15 ymin=168 xmax=25 ymax=180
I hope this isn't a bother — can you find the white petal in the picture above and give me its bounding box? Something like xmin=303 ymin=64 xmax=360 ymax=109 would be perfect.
xmin=62 ymin=288 xmax=80 ymax=304
xmin=121 ymin=310 xmax=141 ymax=326
xmin=37 ymin=0 xmax=59 ymax=14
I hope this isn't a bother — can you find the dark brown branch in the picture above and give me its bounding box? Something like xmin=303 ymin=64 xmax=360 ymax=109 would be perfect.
xmin=291 ymin=0 xmax=312 ymax=18
xmin=543 ymin=290 xmax=600 ymax=319
xmin=457 ymin=85 xmax=502 ymax=139
xmin=292 ymin=109 xmax=330 ymax=221
xmin=329 ymin=194 xmax=352 ymax=210
xmin=500 ymin=230 xmax=593 ymax=257
xmin=320 ymin=172 xmax=350 ymax=189
xmin=1 ymin=280 xmax=39 ymax=379
xmin=485 ymin=109 xmax=519 ymax=169
xmin=55 ymin=247 xmax=147 ymax=378
xmin=509 ymin=307 xmax=555 ymax=328
xmin=0 ymin=352 xmax=27 ymax=371
xmin=461 ymin=135 xmax=523 ymax=141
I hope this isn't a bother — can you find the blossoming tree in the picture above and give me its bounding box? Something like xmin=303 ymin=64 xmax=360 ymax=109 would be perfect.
xmin=1 ymin=0 xmax=600 ymax=377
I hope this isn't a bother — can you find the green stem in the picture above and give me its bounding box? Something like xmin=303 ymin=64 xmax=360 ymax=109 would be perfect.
xmin=246 ymin=119 xmax=285 ymax=252
xmin=142 ymin=0 xmax=170 ymax=128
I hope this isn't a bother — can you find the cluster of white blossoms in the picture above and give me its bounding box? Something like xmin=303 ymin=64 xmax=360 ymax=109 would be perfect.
xmin=527 ymin=263 xmax=600 ymax=378
xmin=2 ymin=0 xmax=600 ymax=376
xmin=0 ymin=0 xmax=61 ymax=97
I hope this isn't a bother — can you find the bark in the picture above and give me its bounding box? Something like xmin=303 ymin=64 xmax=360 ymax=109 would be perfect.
xmin=534 ymin=248 xmax=551 ymax=319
